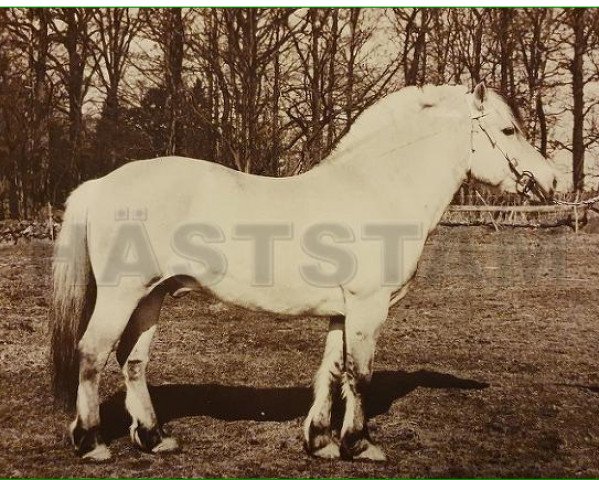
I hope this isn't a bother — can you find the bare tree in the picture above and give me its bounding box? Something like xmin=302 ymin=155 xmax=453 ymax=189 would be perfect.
xmin=426 ymin=9 xmax=458 ymax=85
xmin=3 ymin=6 xmax=599 ymax=219
xmin=188 ymin=8 xmax=294 ymax=174
xmin=91 ymin=8 xmax=141 ymax=168
xmin=0 ymin=8 xmax=56 ymax=216
xmin=0 ymin=11 xmax=26 ymax=217
xmin=516 ymin=8 xmax=561 ymax=157
xmin=562 ymin=8 xmax=599 ymax=191
xmin=452 ymin=9 xmax=489 ymax=86
xmin=48 ymin=8 xmax=97 ymax=194
xmin=288 ymin=9 xmax=400 ymax=172
xmin=391 ymin=8 xmax=431 ymax=86
xmin=488 ymin=9 xmax=516 ymax=97
xmin=139 ymin=8 xmax=187 ymax=156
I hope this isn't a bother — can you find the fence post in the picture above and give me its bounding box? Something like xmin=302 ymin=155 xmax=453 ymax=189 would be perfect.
xmin=475 ymin=190 xmax=499 ymax=231
xmin=574 ymin=191 xmax=580 ymax=234
xmin=47 ymin=202 xmax=54 ymax=242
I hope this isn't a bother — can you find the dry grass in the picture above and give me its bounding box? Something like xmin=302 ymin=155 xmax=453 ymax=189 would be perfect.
xmin=0 ymin=227 xmax=598 ymax=477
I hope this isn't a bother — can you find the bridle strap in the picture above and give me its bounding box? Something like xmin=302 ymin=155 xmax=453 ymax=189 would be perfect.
xmin=470 ymin=109 xmax=545 ymax=201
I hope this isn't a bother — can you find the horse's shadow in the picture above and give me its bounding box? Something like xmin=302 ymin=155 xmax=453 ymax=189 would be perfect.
xmin=100 ymin=369 xmax=489 ymax=442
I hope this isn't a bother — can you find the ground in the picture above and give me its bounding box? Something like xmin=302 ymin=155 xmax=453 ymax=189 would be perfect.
xmin=0 ymin=226 xmax=597 ymax=478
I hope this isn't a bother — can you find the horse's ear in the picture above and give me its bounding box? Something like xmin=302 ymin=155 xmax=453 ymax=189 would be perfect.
xmin=473 ymin=82 xmax=487 ymax=110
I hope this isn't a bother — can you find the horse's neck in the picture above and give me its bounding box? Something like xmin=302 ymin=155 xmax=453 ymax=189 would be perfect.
xmin=330 ymin=119 xmax=470 ymax=232
xmin=414 ymin=139 xmax=470 ymax=231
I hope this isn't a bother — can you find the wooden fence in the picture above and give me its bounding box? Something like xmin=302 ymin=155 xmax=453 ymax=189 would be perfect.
xmin=440 ymin=203 xmax=589 ymax=231
xmin=1 ymin=196 xmax=598 ymax=244
xmin=442 ymin=190 xmax=599 ymax=231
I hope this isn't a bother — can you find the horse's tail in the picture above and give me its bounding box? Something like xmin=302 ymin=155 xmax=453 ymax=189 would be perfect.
xmin=50 ymin=180 xmax=98 ymax=410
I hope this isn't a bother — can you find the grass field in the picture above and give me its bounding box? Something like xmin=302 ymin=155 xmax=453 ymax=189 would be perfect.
xmin=0 ymin=226 xmax=598 ymax=477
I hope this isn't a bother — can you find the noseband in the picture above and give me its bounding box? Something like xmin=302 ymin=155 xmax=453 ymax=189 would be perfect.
xmin=470 ymin=110 xmax=545 ymax=201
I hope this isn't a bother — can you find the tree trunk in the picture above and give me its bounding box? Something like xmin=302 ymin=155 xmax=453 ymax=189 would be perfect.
xmin=165 ymin=8 xmax=184 ymax=156
xmin=570 ymin=8 xmax=586 ymax=192
xmin=271 ymin=14 xmax=281 ymax=176
xmin=30 ymin=8 xmax=49 ymax=211
xmin=345 ymin=9 xmax=359 ymax=125
xmin=61 ymin=8 xmax=88 ymax=191
xmin=309 ymin=8 xmax=322 ymax=167
xmin=536 ymin=95 xmax=547 ymax=157
xmin=498 ymin=9 xmax=513 ymax=96
xmin=325 ymin=10 xmax=338 ymax=150
xmin=105 ymin=85 xmax=119 ymax=168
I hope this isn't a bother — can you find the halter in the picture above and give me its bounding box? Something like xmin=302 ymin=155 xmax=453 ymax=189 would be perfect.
xmin=470 ymin=108 xmax=546 ymax=202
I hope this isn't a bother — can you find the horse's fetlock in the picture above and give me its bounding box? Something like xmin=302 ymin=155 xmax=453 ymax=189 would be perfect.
xmin=132 ymin=423 xmax=165 ymax=452
xmin=340 ymin=429 xmax=370 ymax=460
xmin=307 ymin=420 xmax=334 ymax=453
xmin=70 ymin=418 xmax=105 ymax=457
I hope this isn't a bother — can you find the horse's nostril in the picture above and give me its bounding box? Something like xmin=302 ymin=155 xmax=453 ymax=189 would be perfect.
xmin=552 ymin=177 xmax=558 ymax=189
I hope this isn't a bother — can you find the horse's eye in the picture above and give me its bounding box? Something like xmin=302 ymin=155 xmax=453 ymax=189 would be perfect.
xmin=502 ymin=127 xmax=516 ymax=136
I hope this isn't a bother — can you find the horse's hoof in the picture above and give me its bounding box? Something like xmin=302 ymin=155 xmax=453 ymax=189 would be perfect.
xmin=353 ymin=442 xmax=387 ymax=462
xmin=151 ymin=436 xmax=179 ymax=454
xmin=312 ymin=442 xmax=340 ymax=459
xmin=131 ymin=424 xmax=177 ymax=454
xmin=70 ymin=419 xmax=110 ymax=461
xmin=81 ymin=443 xmax=112 ymax=462
xmin=340 ymin=435 xmax=387 ymax=462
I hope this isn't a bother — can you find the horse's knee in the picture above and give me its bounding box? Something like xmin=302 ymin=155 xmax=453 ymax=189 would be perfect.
xmin=343 ymin=313 xmax=378 ymax=391
xmin=345 ymin=346 xmax=374 ymax=385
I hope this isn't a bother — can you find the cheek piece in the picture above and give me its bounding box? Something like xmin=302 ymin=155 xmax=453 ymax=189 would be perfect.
xmin=470 ymin=109 xmax=546 ymax=201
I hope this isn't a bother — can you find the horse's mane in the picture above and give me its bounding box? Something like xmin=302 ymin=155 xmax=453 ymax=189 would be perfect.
xmin=325 ymin=84 xmax=520 ymax=163
xmin=327 ymin=84 xmax=468 ymax=162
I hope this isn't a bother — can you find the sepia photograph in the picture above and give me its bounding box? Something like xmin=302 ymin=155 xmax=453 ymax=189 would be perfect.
xmin=0 ymin=4 xmax=598 ymax=478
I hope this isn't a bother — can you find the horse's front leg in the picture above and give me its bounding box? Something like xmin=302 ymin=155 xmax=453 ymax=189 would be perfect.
xmin=303 ymin=316 xmax=344 ymax=458
xmin=339 ymin=290 xmax=390 ymax=462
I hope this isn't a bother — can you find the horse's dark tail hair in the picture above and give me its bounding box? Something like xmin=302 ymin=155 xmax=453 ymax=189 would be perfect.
xmin=50 ymin=180 xmax=97 ymax=411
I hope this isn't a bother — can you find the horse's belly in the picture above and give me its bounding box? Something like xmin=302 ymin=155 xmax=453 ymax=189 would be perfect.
xmin=201 ymin=279 xmax=345 ymax=317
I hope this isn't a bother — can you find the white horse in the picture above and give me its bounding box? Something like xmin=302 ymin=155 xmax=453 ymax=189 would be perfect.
xmin=51 ymin=82 xmax=556 ymax=462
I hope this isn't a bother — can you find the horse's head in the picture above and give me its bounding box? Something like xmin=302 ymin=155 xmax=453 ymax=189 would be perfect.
xmin=468 ymin=82 xmax=557 ymax=201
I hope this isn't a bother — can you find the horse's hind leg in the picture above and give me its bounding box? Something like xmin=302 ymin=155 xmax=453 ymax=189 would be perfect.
xmin=303 ymin=316 xmax=344 ymax=459
xmin=71 ymin=285 xmax=142 ymax=461
xmin=116 ymin=285 xmax=178 ymax=454
xmin=339 ymin=290 xmax=389 ymax=462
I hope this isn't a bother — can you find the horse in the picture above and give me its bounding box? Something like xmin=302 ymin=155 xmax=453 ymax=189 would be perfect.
xmin=50 ymin=82 xmax=557 ymax=462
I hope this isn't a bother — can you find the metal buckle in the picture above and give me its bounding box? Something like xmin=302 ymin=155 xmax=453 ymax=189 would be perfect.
xmin=517 ymin=171 xmax=537 ymax=197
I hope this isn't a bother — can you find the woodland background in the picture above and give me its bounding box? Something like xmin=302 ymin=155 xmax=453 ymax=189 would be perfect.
xmin=1 ymin=7 xmax=598 ymax=219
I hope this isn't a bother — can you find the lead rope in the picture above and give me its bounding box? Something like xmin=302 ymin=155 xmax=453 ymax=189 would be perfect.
xmin=553 ymin=195 xmax=599 ymax=207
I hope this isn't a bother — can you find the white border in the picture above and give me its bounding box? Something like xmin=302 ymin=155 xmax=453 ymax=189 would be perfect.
xmin=4 ymin=1 xmax=599 ymax=7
